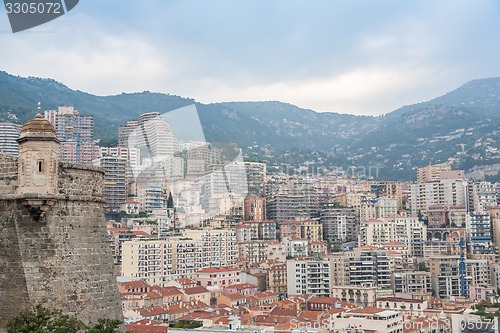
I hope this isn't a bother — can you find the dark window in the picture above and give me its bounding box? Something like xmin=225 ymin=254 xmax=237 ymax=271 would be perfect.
xmin=38 ymin=160 xmax=44 ymax=173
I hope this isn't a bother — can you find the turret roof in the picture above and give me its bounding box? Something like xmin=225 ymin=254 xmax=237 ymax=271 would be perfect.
xmin=17 ymin=103 xmax=58 ymax=142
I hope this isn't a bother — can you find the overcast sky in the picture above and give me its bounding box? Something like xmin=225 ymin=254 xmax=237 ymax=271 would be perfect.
xmin=1 ymin=0 xmax=499 ymax=115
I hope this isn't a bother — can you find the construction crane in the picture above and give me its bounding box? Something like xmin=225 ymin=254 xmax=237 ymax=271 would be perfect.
xmin=75 ymin=133 xmax=81 ymax=164
xmin=459 ymin=238 xmax=467 ymax=297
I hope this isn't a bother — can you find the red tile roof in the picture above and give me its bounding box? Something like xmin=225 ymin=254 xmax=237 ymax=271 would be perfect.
xmin=132 ymin=230 xmax=150 ymax=236
xmin=328 ymin=307 xmax=346 ymax=315
xmin=182 ymin=286 xmax=210 ymax=295
xmin=214 ymin=316 xmax=230 ymax=325
xmin=139 ymin=306 xmax=168 ymax=317
xmin=146 ymin=291 xmax=163 ymax=299
xmin=384 ymin=241 xmax=405 ymax=246
xmin=297 ymin=310 xmax=322 ymax=321
xmin=119 ymin=280 xmax=150 ymax=291
xmin=255 ymin=291 xmax=278 ymax=299
xmin=150 ymin=286 xmax=183 ymax=297
xmin=124 ymin=199 xmax=140 ymax=204
xmin=246 ymin=296 xmax=259 ymax=303
xmin=270 ymin=264 xmax=287 ymax=270
xmin=126 ymin=319 xmax=169 ymax=333
xmin=227 ymin=283 xmax=257 ymax=289
xmin=224 ymin=293 xmax=246 ymax=300
xmin=165 ymin=304 xmax=190 ymax=314
xmin=308 ymin=296 xmax=339 ymax=304
xmin=377 ymin=297 xmax=424 ymax=304
xmin=175 ymin=278 xmax=196 ymax=285
xmin=280 ymin=220 xmax=302 ymax=225
xmin=269 ymin=307 xmax=298 ymax=317
xmin=363 ymin=218 xmax=385 ymax=223
xmin=253 ymin=315 xmax=290 ymax=325
xmin=178 ymin=310 xmax=218 ymax=321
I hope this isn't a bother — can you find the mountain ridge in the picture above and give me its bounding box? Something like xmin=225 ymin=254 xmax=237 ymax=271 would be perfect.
xmin=0 ymin=70 xmax=498 ymax=180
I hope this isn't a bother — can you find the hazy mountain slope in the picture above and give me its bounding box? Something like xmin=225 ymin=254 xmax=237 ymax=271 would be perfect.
xmin=0 ymin=70 xmax=498 ymax=179
xmin=0 ymin=71 xmax=194 ymax=142
xmin=351 ymin=78 xmax=500 ymax=178
xmin=200 ymin=101 xmax=377 ymax=151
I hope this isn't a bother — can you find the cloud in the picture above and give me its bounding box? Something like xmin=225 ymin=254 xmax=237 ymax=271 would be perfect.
xmin=1 ymin=0 xmax=499 ymax=115
xmin=183 ymin=64 xmax=446 ymax=115
xmin=0 ymin=15 xmax=175 ymax=95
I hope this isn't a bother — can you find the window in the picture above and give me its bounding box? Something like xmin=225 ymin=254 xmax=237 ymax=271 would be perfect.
xmin=37 ymin=160 xmax=44 ymax=173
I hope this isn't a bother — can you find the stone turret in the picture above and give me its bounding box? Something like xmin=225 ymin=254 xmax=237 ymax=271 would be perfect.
xmin=16 ymin=103 xmax=59 ymax=195
xmin=0 ymin=104 xmax=122 ymax=332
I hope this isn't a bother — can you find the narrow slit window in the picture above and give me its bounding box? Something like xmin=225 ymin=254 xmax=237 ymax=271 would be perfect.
xmin=38 ymin=160 xmax=44 ymax=173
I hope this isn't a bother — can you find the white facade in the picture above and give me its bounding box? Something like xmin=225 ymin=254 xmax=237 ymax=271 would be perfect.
xmin=329 ymin=308 xmax=403 ymax=333
xmin=121 ymin=229 xmax=237 ymax=285
xmin=286 ymin=258 xmax=331 ymax=297
xmin=392 ymin=271 xmax=432 ymax=294
xmin=100 ymin=146 xmax=141 ymax=169
xmin=409 ymin=178 xmax=468 ymax=215
xmin=469 ymin=181 xmax=497 ymax=214
xmin=285 ymin=238 xmax=309 ymax=258
xmin=0 ymin=122 xmax=21 ymax=156
xmin=359 ymin=216 xmax=426 ymax=257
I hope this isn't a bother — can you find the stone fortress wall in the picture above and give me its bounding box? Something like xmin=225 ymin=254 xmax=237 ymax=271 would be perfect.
xmin=0 ymin=153 xmax=122 ymax=331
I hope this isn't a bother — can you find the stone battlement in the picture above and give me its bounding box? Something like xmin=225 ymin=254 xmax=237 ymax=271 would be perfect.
xmin=58 ymin=162 xmax=105 ymax=199
xmin=0 ymin=154 xmax=105 ymax=200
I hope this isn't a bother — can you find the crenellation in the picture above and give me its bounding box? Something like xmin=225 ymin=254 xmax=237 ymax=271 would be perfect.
xmin=0 ymin=155 xmax=19 ymax=195
xmin=58 ymin=164 xmax=104 ymax=199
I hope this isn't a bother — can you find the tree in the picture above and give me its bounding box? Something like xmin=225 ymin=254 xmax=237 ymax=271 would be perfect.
xmin=418 ymin=262 xmax=429 ymax=272
xmin=87 ymin=319 xmax=122 ymax=333
xmin=8 ymin=305 xmax=122 ymax=333
xmin=169 ymin=320 xmax=202 ymax=329
xmin=8 ymin=305 xmax=85 ymax=333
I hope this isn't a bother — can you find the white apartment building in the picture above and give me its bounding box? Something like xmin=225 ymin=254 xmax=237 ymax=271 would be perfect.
xmin=320 ymin=204 xmax=357 ymax=243
xmin=469 ymin=181 xmax=497 ymax=214
xmin=121 ymin=238 xmax=175 ymax=285
xmin=429 ymin=255 xmax=491 ymax=298
xmin=331 ymin=285 xmax=378 ymax=307
xmin=237 ymin=240 xmax=287 ymax=264
xmin=376 ymin=297 xmax=428 ymax=316
xmin=409 ymin=178 xmax=468 ymax=215
xmin=126 ymin=112 xmax=178 ymax=159
xmin=285 ymin=238 xmax=309 ymax=258
xmin=99 ymin=146 xmax=141 ymax=169
xmin=346 ymin=249 xmax=392 ymax=290
xmin=286 ymin=258 xmax=331 ymax=297
xmin=196 ymin=266 xmax=241 ymax=289
xmin=121 ymin=229 xmax=237 ymax=285
xmin=359 ymin=216 xmax=426 ymax=257
xmin=329 ymin=307 xmax=403 ymax=333
xmin=392 ymin=271 xmax=432 ymax=294
xmin=266 ymin=241 xmax=287 ymax=263
xmin=237 ymin=241 xmax=268 ymax=264
xmin=184 ymin=229 xmax=238 ymax=267
xmin=360 ymin=196 xmax=398 ymax=221
xmin=0 ymin=122 xmax=22 ymax=156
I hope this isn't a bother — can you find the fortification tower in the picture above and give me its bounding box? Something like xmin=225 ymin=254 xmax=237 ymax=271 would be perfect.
xmin=0 ymin=105 xmax=122 ymax=332
xmin=17 ymin=103 xmax=60 ymax=195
